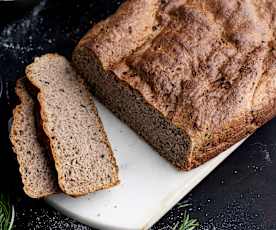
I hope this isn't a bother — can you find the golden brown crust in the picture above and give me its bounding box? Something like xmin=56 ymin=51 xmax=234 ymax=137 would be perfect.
xmin=74 ymin=0 xmax=276 ymax=170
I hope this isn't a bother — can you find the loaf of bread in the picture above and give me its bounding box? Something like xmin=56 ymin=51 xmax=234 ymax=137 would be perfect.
xmin=10 ymin=78 xmax=59 ymax=198
xmin=73 ymin=0 xmax=276 ymax=170
xmin=26 ymin=54 xmax=119 ymax=196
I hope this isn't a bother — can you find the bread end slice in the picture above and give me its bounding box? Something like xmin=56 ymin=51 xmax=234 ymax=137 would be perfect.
xmin=10 ymin=78 xmax=59 ymax=198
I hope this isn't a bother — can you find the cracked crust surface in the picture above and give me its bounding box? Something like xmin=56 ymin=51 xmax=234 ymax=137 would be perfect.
xmin=73 ymin=0 xmax=276 ymax=170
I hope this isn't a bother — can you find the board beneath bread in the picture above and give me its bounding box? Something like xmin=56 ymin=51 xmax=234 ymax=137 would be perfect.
xmin=46 ymin=99 xmax=247 ymax=230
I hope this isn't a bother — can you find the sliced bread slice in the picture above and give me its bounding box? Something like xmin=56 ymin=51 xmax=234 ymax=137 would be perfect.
xmin=26 ymin=53 xmax=119 ymax=196
xmin=10 ymin=78 xmax=59 ymax=198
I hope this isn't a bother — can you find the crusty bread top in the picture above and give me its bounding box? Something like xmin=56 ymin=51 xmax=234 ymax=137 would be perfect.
xmin=76 ymin=0 xmax=276 ymax=157
xmin=10 ymin=78 xmax=59 ymax=198
xmin=26 ymin=54 xmax=119 ymax=196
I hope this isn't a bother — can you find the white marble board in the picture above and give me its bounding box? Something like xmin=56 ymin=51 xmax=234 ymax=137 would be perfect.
xmin=46 ymin=99 xmax=246 ymax=230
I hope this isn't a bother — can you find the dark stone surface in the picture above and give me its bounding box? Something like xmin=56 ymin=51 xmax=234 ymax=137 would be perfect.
xmin=0 ymin=1 xmax=275 ymax=229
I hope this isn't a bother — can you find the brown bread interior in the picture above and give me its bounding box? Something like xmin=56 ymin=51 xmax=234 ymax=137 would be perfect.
xmin=10 ymin=78 xmax=59 ymax=198
xmin=73 ymin=48 xmax=192 ymax=169
xmin=26 ymin=54 xmax=119 ymax=196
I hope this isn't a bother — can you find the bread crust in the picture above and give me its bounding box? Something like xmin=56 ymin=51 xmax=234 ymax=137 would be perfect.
xmin=73 ymin=0 xmax=276 ymax=170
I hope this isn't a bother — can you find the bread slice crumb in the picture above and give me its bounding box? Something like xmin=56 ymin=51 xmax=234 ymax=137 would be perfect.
xmin=10 ymin=78 xmax=59 ymax=198
xmin=26 ymin=53 xmax=119 ymax=196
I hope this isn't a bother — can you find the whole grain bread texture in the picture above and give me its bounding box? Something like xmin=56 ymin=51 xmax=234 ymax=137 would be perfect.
xmin=10 ymin=78 xmax=59 ymax=198
xmin=26 ymin=54 xmax=119 ymax=196
xmin=73 ymin=0 xmax=276 ymax=170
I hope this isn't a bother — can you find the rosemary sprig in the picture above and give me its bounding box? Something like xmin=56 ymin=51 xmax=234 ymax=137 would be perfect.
xmin=0 ymin=193 xmax=13 ymax=230
xmin=175 ymin=202 xmax=200 ymax=230
xmin=178 ymin=211 xmax=199 ymax=230
xmin=173 ymin=211 xmax=199 ymax=230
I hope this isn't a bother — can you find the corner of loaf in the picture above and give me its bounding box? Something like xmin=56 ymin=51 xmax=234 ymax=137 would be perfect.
xmin=73 ymin=0 xmax=276 ymax=170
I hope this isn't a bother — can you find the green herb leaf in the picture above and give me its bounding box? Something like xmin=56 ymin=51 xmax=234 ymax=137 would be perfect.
xmin=177 ymin=203 xmax=192 ymax=209
xmin=177 ymin=211 xmax=199 ymax=230
xmin=0 ymin=193 xmax=13 ymax=230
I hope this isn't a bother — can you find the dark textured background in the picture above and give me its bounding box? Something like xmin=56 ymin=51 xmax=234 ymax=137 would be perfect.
xmin=0 ymin=1 xmax=275 ymax=229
